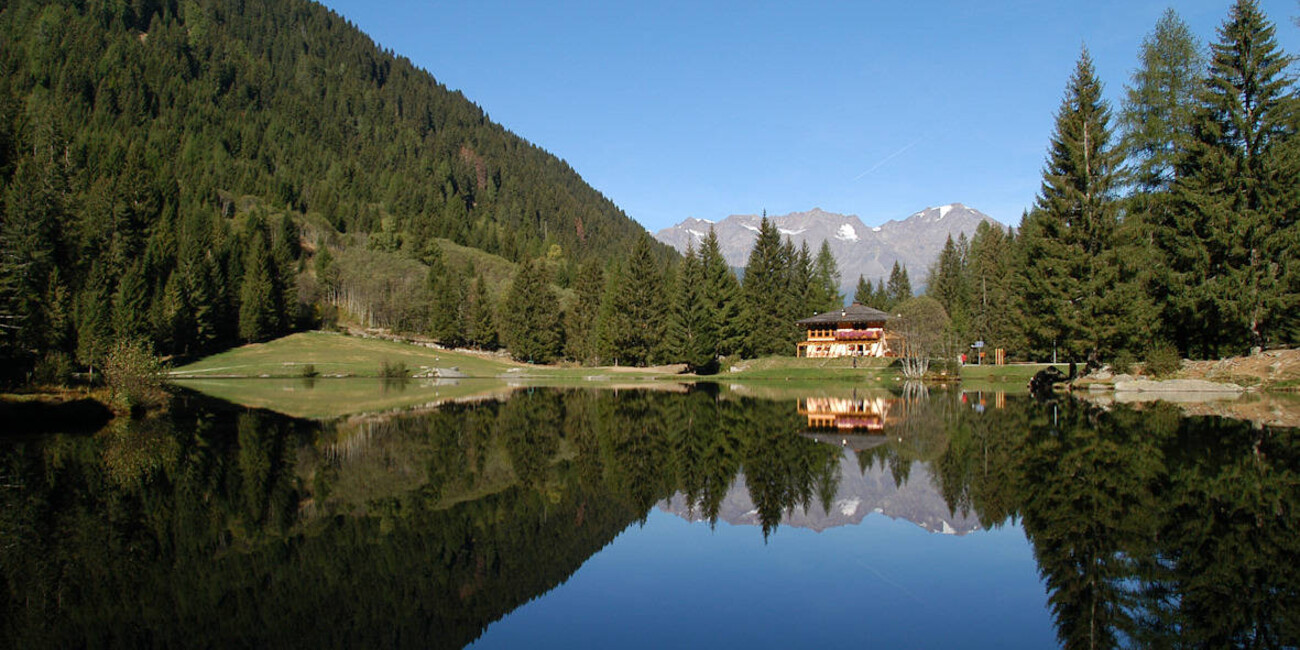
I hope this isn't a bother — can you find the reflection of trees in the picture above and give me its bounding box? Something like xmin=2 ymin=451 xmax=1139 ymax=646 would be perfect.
xmin=936 ymin=396 xmax=1300 ymax=648
xmin=6 ymin=388 xmax=1295 ymax=647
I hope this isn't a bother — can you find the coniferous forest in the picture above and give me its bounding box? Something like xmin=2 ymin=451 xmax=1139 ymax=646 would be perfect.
xmin=0 ymin=0 xmax=1298 ymax=382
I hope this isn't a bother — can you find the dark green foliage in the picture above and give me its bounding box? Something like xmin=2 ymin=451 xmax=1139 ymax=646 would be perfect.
xmin=501 ymin=257 xmax=561 ymax=363
xmin=426 ymin=254 xmax=465 ymax=347
xmin=564 ymin=260 xmax=605 ymax=364
xmin=741 ymin=218 xmax=798 ymax=356
xmin=853 ymin=274 xmax=873 ymax=306
xmin=884 ymin=261 xmax=912 ymax=311
xmin=597 ymin=236 xmax=666 ymax=366
xmin=698 ymin=228 xmax=743 ymax=358
xmin=0 ymin=0 xmax=662 ymax=377
xmin=810 ymin=240 xmax=842 ymax=313
xmin=665 ymin=245 xmax=719 ymax=373
xmin=1016 ymin=50 xmax=1143 ymax=364
xmin=1169 ymin=0 xmax=1298 ymax=353
xmin=464 ymin=271 xmax=499 ymax=351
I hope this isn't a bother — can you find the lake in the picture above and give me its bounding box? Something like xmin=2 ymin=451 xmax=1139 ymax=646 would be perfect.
xmin=2 ymin=383 xmax=1297 ymax=648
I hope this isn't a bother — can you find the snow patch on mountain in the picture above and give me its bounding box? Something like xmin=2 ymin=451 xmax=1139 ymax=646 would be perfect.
xmin=938 ymin=204 xmax=953 ymax=220
xmin=836 ymin=224 xmax=859 ymax=242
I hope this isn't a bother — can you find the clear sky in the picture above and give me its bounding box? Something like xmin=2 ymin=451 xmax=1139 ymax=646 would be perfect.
xmin=316 ymin=0 xmax=1300 ymax=232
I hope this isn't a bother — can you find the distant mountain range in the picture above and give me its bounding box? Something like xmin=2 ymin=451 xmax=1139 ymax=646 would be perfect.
xmin=654 ymin=204 xmax=1000 ymax=297
xmin=659 ymin=452 xmax=981 ymax=536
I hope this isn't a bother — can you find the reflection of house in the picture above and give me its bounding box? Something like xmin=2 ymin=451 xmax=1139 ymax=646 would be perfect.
xmin=795 ymin=303 xmax=895 ymax=358
xmin=797 ymin=395 xmax=893 ymax=431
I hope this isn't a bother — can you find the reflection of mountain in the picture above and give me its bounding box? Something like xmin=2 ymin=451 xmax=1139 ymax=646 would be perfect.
xmin=661 ymin=453 xmax=982 ymax=535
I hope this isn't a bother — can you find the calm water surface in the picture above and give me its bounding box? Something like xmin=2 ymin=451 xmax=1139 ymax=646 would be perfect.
xmin=2 ymin=385 xmax=1296 ymax=648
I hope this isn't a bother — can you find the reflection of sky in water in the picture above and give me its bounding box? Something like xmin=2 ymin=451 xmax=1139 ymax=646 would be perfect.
xmin=474 ymin=512 xmax=1053 ymax=649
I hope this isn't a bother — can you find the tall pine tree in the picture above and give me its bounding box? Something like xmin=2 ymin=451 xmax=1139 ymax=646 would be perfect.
xmin=1017 ymin=49 xmax=1131 ymax=363
xmin=1174 ymin=0 xmax=1298 ymax=353
xmin=698 ymin=228 xmax=743 ymax=358
xmin=742 ymin=218 xmax=795 ymax=357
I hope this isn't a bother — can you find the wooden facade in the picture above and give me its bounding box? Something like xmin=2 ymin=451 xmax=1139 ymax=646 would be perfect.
xmin=794 ymin=303 xmax=895 ymax=358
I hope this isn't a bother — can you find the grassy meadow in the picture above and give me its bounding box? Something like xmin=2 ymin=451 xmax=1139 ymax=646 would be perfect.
xmin=170 ymin=331 xmax=1051 ymax=418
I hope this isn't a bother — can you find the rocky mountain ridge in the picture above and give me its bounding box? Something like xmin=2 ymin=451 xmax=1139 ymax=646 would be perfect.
xmin=654 ymin=204 xmax=1001 ymax=297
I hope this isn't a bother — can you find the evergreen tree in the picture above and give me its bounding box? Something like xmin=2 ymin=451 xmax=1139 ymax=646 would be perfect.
xmin=564 ymin=260 xmax=606 ymax=364
xmin=885 ymin=261 xmax=913 ymax=310
xmin=698 ymin=228 xmax=743 ymax=358
xmin=853 ymin=274 xmax=873 ymax=306
xmin=0 ymin=153 xmax=63 ymax=355
xmin=1119 ymin=9 xmax=1204 ymax=193
xmin=500 ymin=257 xmax=561 ymax=363
xmin=75 ymin=261 xmax=113 ymax=376
xmin=1173 ymin=0 xmax=1298 ymax=353
xmin=597 ymin=235 xmax=667 ymax=366
xmin=665 ymin=245 xmax=719 ymax=372
xmin=966 ymin=221 xmax=1020 ymax=353
xmin=238 ymin=237 xmax=276 ymax=343
xmin=112 ymin=263 xmax=150 ymax=343
xmin=464 ymin=271 xmax=499 ymax=351
xmin=741 ymin=218 xmax=795 ymax=357
xmin=427 ymin=264 xmax=465 ymax=346
xmin=1017 ymin=50 xmax=1131 ymax=363
xmin=810 ymin=240 xmax=841 ymax=313
xmin=791 ymin=240 xmax=816 ymax=319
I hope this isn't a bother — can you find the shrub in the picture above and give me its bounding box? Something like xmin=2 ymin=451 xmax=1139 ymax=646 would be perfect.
xmin=1111 ymin=350 xmax=1138 ymax=375
xmin=1143 ymin=342 xmax=1181 ymax=378
xmin=378 ymin=359 xmax=408 ymax=378
xmin=32 ymin=351 xmax=75 ymax=386
xmin=300 ymin=363 xmax=319 ymax=378
xmin=103 ymin=339 xmax=168 ymax=415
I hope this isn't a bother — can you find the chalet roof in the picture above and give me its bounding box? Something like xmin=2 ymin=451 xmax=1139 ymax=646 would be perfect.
xmin=796 ymin=303 xmax=892 ymax=327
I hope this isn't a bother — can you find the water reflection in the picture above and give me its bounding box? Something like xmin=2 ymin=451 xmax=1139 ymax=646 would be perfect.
xmin=0 ymin=387 xmax=1296 ymax=648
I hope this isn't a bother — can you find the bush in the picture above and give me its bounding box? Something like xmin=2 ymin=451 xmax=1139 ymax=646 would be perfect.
xmin=32 ymin=351 xmax=75 ymax=386
xmin=378 ymin=359 xmax=408 ymax=378
xmin=1143 ymin=343 xmax=1181 ymax=378
xmin=1111 ymin=350 xmax=1138 ymax=375
xmin=300 ymin=363 xmax=319 ymax=378
xmin=103 ymin=339 xmax=168 ymax=415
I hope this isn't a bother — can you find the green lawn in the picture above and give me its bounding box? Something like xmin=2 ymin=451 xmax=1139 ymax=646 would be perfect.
xmin=171 ymin=331 xmax=569 ymax=379
xmin=170 ymin=332 xmax=1052 ymax=418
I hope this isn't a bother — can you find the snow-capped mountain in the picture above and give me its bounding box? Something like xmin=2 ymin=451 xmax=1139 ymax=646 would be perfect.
xmin=653 ymin=204 xmax=1000 ymax=297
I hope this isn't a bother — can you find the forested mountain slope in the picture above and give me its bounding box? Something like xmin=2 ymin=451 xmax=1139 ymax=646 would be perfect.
xmin=0 ymin=0 xmax=663 ymax=371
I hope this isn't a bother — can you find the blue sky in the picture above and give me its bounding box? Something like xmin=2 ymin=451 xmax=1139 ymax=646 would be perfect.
xmin=317 ymin=1 xmax=1300 ymax=232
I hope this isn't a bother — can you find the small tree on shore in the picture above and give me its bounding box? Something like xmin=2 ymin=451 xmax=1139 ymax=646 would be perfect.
xmin=892 ymin=296 xmax=949 ymax=380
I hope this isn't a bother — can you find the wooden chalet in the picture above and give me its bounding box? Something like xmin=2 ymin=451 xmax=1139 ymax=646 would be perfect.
xmin=795 ymin=303 xmax=894 ymax=358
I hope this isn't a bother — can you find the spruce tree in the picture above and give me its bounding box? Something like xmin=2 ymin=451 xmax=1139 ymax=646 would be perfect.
xmin=885 ymin=261 xmax=913 ymax=310
xmin=1017 ymin=49 xmax=1135 ymax=363
xmin=427 ymin=264 xmax=465 ymax=346
xmin=238 ymin=237 xmax=276 ymax=343
xmin=465 ymin=271 xmax=499 ymax=350
xmin=698 ymin=228 xmax=743 ymax=358
xmin=1174 ymin=0 xmax=1298 ymax=352
xmin=665 ymin=245 xmax=719 ymax=372
xmin=597 ymin=235 xmax=665 ymax=366
xmin=811 ymin=240 xmax=842 ymax=313
xmin=742 ymin=218 xmax=795 ymax=357
xmin=564 ymin=259 xmax=606 ymax=364
xmin=853 ymin=274 xmax=872 ymax=306
xmin=501 ymin=257 xmax=561 ymax=363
